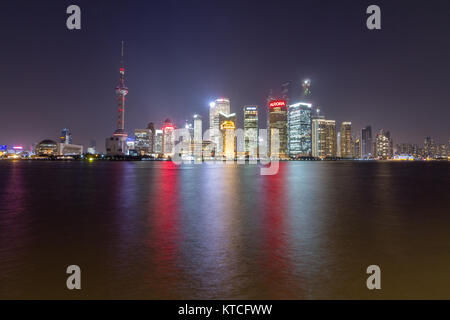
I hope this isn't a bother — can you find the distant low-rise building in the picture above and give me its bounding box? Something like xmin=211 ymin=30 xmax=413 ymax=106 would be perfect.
xmin=57 ymin=143 xmax=83 ymax=156
xmin=105 ymin=136 xmax=127 ymax=156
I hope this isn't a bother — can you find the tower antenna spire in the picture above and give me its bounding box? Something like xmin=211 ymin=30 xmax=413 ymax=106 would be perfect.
xmin=121 ymin=41 xmax=124 ymax=65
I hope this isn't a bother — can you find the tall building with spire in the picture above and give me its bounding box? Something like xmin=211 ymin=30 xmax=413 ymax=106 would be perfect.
xmin=106 ymin=42 xmax=129 ymax=156
xmin=301 ymin=79 xmax=312 ymax=102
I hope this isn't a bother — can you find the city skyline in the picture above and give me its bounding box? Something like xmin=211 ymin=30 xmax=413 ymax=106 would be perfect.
xmin=1 ymin=1 xmax=450 ymax=303
xmin=1 ymin=1 xmax=450 ymax=151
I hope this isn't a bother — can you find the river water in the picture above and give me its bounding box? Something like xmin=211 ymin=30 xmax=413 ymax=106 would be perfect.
xmin=0 ymin=160 xmax=449 ymax=299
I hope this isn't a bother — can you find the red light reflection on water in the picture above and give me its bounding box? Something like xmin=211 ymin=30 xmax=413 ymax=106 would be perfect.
xmin=145 ymin=161 xmax=182 ymax=298
xmin=259 ymin=162 xmax=297 ymax=297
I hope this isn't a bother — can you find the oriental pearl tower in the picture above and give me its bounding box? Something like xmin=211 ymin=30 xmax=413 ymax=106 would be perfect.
xmin=114 ymin=41 xmax=129 ymax=139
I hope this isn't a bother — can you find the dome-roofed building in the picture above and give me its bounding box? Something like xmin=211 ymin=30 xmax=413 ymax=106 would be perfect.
xmin=35 ymin=140 xmax=58 ymax=156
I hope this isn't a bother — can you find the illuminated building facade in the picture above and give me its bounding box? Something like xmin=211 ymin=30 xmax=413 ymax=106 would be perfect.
xmin=209 ymin=98 xmax=231 ymax=148
xmin=268 ymin=100 xmax=288 ymax=159
xmin=337 ymin=132 xmax=341 ymax=157
xmin=340 ymin=122 xmax=353 ymax=159
xmin=134 ymin=129 xmax=152 ymax=155
xmin=437 ymin=144 xmax=448 ymax=159
xmin=244 ymin=106 xmax=258 ymax=157
xmin=354 ymin=136 xmax=361 ymax=158
xmin=126 ymin=138 xmax=135 ymax=151
xmin=374 ymin=129 xmax=393 ymax=159
xmin=185 ymin=120 xmax=194 ymax=140
xmin=60 ymin=128 xmax=72 ymax=144
xmin=361 ymin=125 xmax=373 ymax=159
xmin=424 ymin=137 xmax=437 ymax=158
xmin=288 ymin=102 xmax=312 ymax=158
xmin=193 ymin=114 xmax=203 ymax=160
xmin=0 ymin=145 xmax=7 ymax=157
xmin=154 ymin=130 xmax=163 ymax=154
xmin=312 ymin=119 xmax=337 ymax=158
xmin=162 ymin=119 xmax=175 ymax=157
xmin=57 ymin=143 xmax=83 ymax=156
xmin=35 ymin=140 xmax=58 ymax=156
xmin=180 ymin=120 xmax=194 ymax=157
xmin=219 ymin=112 xmax=236 ymax=159
xmin=147 ymin=122 xmax=155 ymax=153
xmin=397 ymin=143 xmax=414 ymax=156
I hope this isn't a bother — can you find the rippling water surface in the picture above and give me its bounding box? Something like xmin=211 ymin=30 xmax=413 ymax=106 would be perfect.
xmin=0 ymin=160 xmax=449 ymax=299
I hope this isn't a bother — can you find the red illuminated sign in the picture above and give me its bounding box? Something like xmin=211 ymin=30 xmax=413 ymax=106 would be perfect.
xmin=269 ymin=100 xmax=287 ymax=108
xmin=162 ymin=124 xmax=175 ymax=131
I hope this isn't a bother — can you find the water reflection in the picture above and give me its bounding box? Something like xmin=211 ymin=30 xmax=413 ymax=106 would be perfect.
xmin=0 ymin=161 xmax=449 ymax=299
xmin=0 ymin=161 xmax=28 ymax=298
xmin=145 ymin=161 xmax=182 ymax=298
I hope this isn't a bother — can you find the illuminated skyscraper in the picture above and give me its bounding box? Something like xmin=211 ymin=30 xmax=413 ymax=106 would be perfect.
xmin=288 ymin=102 xmax=312 ymax=158
xmin=361 ymin=125 xmax=373 ymax=159
xmin=437 ymin=144 xmax=448 ymax=159
xmin=162 ymin=119 xmax=175 ymax=158
xmin=106 ymin=42 xmax=129 ymax=156
xmin=134 ymin=128 xmax=152 ymax=155
xmin=185 ymin=120 xmax=194 ymax=139
xmin=268 ymin=100 xmax=288 ymax=159
xmin=374 ymin=129 xmax=393 ymax=159
xmin=60 ymin=128 xmax=72 ymax=145
xmin=424 ymin=137 xmax=437 ymax=158
xmin=340 ymin=122 xmax=353 ymax=158
xmin=244 ymin=106 xmax=258 ymax=158
xmin=180 ymin=120 xmax=194 ymax=157
xmin=219 ymin=112 xmax=236 ymax=159
xmin=147 ymin=122 xmax=156 ymax=154
xmin=209 ymin=98 xmax=231 ymax=148
xmin=154 ymin=130 xmax=163 ymax=154
xmin=354 ymin=135 xmax=361 ymax=158
xmin=193 ymin=115 xmax=203 ymax=160
xmin=312 ymin=119 xmax=337 ymax=158
xmin=337 ymin=132 xmax=341 ymax=157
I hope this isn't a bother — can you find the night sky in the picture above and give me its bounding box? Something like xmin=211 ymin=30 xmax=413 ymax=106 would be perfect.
xmin=1 ymin=0 xmax=449 ymax=152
